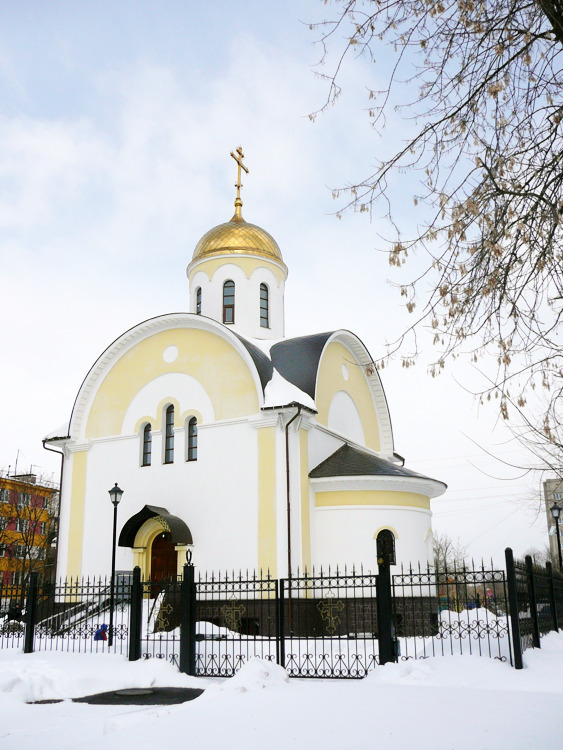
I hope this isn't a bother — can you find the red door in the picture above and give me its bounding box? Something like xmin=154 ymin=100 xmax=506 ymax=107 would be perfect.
xmin=150 ymin=532 xmax=177 ymax=581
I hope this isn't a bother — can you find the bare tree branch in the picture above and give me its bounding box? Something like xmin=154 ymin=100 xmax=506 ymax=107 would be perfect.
xmin=312 ymin=0 xmax=563 ymax=437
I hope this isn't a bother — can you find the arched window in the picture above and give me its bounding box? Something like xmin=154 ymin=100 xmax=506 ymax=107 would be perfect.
xmin=187 ymin=417 xmax=198 ymax=461
xmin=376 ymin=529 xmax=396 ymax=565
xmin=260 ymin=283 xmax=269 ymax=328
xmin=164 ymin=405 xmax=174 ymax=464
xmin=223 ymin=280 xmax=235 ymax=324
xmin=142 ymin=423 xmax=152 ymax=466
xmin=195 ymin=287 xmax=202 ymax=315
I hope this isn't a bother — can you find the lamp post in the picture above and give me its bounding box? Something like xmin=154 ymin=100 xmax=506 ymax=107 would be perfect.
xmin=550 ymin=501 xmax=563 ymax=572
xmin=108 ymin=483 xmax=123 ymax=648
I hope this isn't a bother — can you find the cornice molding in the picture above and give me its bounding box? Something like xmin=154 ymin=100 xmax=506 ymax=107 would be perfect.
xmin=310 ymin=474 xmax=446 ymax=499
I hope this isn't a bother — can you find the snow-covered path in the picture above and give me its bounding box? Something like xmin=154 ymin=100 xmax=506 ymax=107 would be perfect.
xmin=2 ymin=634 xmax=563 ymax=750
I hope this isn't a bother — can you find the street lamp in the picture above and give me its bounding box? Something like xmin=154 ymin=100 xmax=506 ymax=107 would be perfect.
xmin=108 ymin=483 xmax=123 ymax=648
xmin=550 ymin=501 xmax=563 ymax=572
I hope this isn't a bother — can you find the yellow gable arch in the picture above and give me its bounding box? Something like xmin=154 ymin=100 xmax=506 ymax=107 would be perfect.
xmin=85 ymin=327 xmax=260 ymax=438
xmin=316 ymin=341 xmax=381 ymax=452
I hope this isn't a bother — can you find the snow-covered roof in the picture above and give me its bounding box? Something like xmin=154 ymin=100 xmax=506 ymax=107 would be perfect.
xmin=43 ymin=422 xmax=70 ymax=442
xmin=263 ymin=370 xmax=316 ymax=411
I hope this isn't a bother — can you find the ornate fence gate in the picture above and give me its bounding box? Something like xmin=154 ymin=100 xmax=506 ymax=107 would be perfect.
xmin=280 ymin=569 xmax=379 ymax=678
xmin=195 ymin=570 xmax=278 ymax=676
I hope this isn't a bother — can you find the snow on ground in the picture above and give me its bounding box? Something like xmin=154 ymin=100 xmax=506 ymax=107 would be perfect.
xmin=1 ymin=634 xmax=563 ymax=750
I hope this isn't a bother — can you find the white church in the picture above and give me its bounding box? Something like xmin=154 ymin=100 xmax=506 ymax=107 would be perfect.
xmin=45 ymin=149 xmax=446 ymax=582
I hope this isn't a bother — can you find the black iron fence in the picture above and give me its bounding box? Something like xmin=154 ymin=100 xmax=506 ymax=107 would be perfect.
xmin=392 ymin=561 xmax=512 ymax=662
xmin=194 ymin=569 xmax=278 ymax=676
xmin=281 ymin=568 xmax=379 ymax=678
xmin=0 ymin=574 xmax=131 ymax=656
xmin=2 ymin=548 xmax=562 ymax=677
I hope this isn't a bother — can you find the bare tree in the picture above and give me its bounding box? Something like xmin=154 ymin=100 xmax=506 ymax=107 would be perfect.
xmin=433 ymin=531 xmax=468 ymax=570
xmin=524 ymin=544 xmax=553 ymax=565
xmin=312 ymin=1 xmax=563 ymax=434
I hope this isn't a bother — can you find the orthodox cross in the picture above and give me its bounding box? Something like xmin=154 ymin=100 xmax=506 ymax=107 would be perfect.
xmin=156 ymin=602 xmax=173 ymax=632
xmin=221 ymin=597 xmax=246 ymax=632
xmin=317 ymin=597 xmax=345 ymax=635
xmin=230 ymin=146 xmax=249 ymax=216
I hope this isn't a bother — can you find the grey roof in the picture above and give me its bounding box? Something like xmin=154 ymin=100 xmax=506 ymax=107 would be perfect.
xmin=309 ymin=443 xmax=446 ymax=487
xmin=233 ymin=332 xmax=274 ymax=392
xmin=119 ymin=505 xmax=193 ymax=547
xmin=269 ymin=332 xmax=335 ymax=399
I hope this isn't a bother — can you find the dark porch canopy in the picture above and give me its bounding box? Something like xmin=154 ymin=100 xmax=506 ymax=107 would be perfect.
xmin=118 ymin=504 xmax=193 ymax=547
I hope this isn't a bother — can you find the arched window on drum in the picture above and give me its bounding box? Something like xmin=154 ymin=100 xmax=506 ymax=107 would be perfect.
xmin=259 ymin=283 xmax=269 ymax=328
xmin=223 ymin=280 xmax=235 ymax=324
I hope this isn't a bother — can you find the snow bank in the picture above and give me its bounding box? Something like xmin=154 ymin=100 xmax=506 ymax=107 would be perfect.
xmin=0 ymin=650 xmax=205 ymax=703
xmin=2 ymin=637 xmax=563 ymax=750
xmin=203 ymin=656 xmax=289 ymax=696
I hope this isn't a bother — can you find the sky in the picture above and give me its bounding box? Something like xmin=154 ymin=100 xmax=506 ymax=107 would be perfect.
xmin=1 ymin=638 xmax=563 ymax=749
xmin=0 ymin=0 xmax=551 ymax=563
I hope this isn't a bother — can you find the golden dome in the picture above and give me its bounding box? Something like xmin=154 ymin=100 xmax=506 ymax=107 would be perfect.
xmin=192 ymin=211 xmax=285 ymax=266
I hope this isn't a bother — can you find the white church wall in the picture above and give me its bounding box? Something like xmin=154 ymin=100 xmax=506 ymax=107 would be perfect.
xmin=191 ymin=420 xmax=260 ymax=572
xmin=69 ymin=418 xmax=261 ymax=578
xmin=307 ymin=426 xmax=347 ymax=473
xmin=327 ymin=391 xmax=366 ymax=445
xmin=312 ymin=505 xmax=433 ymax=571
xmin=78 ymin=437 xmax=137 ymax=578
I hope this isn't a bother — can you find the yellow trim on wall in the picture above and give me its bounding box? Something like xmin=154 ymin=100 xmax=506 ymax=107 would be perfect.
xmin=134 ymin=416 xmax=154 ymax=434
xmin=257 ymin=427 xmax=277 ymax=575
xmin=316 ymin=341 xmax=380 ymax=451
xmin=189 ymin=256 xmax=286 ymax=284
xmin=85 ymin=328 xmax=259 ymax=438
xmin=373 ymin=525 xmax=399 ymax=539
xmin=131 ymin=547 xmax=146 ymax=579
xmin=156 ymin=397 xmax=182 ymax=429
xmin=67 ymin=451 xmax=89 ymax=579
xmin=179 ymin=409 xmax=203 ymax=426
xmin=315 ymin=490 xmax=430 ymax=509
xmin=300 ymin=430 xmax=311 ymax=571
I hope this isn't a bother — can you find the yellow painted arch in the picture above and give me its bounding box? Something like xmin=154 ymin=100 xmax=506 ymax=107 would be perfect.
xmin=315 ymin=341 xmax=380 ymax=452
xmin=373 ymin=526 xmax=399 ymax=540
xmin=84 ymin=328 xmax=260 ymax=438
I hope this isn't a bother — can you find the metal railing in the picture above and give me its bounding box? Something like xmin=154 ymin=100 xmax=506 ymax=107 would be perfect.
xmin=4 ymin=548 xmax=562 ymax=676
xmin=393 ymin=561 xmax=512 ymax=663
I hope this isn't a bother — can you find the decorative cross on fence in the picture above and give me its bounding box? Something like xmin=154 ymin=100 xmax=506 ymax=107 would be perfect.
xmin=317 ymin=597 xmax=345 ymax=635
xmin=156 ymin=602 xmax=173 ymax=632
xmin=221 ymin=597 xmax=246 ymax=632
